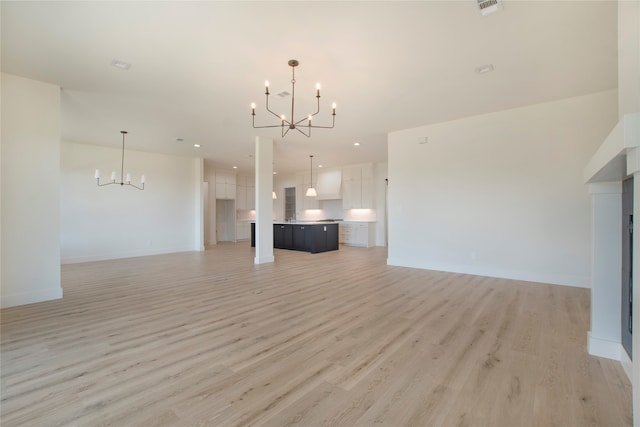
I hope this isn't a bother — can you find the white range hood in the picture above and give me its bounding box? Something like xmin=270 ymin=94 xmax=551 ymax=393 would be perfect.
xmin=315 ymin=168 xmax=342 ymax=200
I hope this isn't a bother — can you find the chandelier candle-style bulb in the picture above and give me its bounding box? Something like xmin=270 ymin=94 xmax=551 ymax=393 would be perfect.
xmin=125 ymin=173 xmax=131 ymax=183
xmin=141 ymin=175 xmax=146 ymax=184
xmin=110 ymin=171 xmax=117 ymax=181
xmin=251 ymin=59 xmax=336 ymax=138
xmin=94 ymin=169 xmax=100 ymax=179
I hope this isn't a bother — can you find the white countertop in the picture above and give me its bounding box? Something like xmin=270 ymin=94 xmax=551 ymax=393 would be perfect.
xmin=272 ymin=221 xmax=341 ymax=225
xmin=245 ymin=220 xmax=376 ymax=224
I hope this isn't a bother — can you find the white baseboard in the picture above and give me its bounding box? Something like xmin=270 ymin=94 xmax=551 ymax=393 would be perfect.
xmin=587 ymin=335 xmax=632 ymax=383
xmin=587 ymin=332 xmax=622 ymax=360
xmin=619 ymin=346 xmax=633 ymax=382
xmin=385 ymin=257 xmax=590 ymax=288
xmin=254 ymin=255 xmax=275 ymax=264
xmin=61 ymin=246 xmax=197 ymax=264
xmin=1 ymin=287 xmax=63 ymax=308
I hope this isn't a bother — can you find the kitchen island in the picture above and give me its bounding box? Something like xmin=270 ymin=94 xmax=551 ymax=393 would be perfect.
xmin=251 ymin=222 xmax=339 ymax=253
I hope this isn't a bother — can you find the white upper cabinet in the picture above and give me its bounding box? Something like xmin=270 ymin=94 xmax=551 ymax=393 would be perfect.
xmin=246 ymin=184 xmax=255 ymax=210
xmin=342 ymin=163 xmax=374 ymax=209
xmin=235 ymin=175 xmax=255 ymax=210
xmin=236 ymin=184 xmax=247 ymax=209
xmin=215 ymin=171 xmax=236 ymax=200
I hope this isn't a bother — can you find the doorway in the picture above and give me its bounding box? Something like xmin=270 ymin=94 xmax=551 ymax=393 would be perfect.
xmin=622 ymin=177 xmax=633 ymax=359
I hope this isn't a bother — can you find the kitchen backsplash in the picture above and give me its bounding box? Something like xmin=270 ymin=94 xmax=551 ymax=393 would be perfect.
xmin=236 ymin=200 xmax=377 ymax=222
xmin=295 ymin=199 xmax=377 ymax=222
xmin=236 ymin=210 xmax=256 ymax=221
xmin=343 ymin=208 xmax=377 ymax=222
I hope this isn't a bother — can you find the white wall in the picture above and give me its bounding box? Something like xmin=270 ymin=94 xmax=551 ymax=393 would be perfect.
xmin=618 ymin=0 xmax=640 ymax=118
xmin=60 ymin=141 xmax=203 ymax=263
xmin=1 ymin=73 xmax=62 ymax=307
xmin=388 ymin=90 xmax=618 ymax=287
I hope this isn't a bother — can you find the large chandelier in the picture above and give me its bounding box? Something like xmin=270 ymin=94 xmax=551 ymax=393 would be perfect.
xmin=251 ymin=59 xmax=336 ymax=138
xmin=94 ymin=131 xmax=145 ymax=190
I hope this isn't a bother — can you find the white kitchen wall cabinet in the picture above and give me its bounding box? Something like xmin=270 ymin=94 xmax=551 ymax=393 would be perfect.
xmin=339 ymin=222 xmax=376 ymax=247
xmin=236 ymin=181 xmax=247 ymax=209
xmin=247 ymin=183 xmax=255 ymax=210
xmin=342 ymin=163 xmax=374 ymax=209
xmin=215 ymin=171 xmax=236 ymax=199
xmin=235 ymin=175 xmax=255 ymax=210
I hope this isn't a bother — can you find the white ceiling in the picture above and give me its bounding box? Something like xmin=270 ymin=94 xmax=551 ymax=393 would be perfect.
xmin=1 ymin=1 xmax=618 ymax=175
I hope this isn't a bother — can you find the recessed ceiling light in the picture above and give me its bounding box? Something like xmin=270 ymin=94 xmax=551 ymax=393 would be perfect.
xmin=354 ymin=142 xmax=360 ymax=146
xmin=233 ymin=166 xmax=238 ymax=169
xmin=111 ymin=59 xmax=131 ymax=70
xmin=475 ymin=64 xmax=494 ymax=74
xmin=273 ymin=171 xmax=277 ymax=175
xmin=193 ymin=144 xmax=201 ymax=148
xmin=176 ymin=138 xmax=184 ymax=142
xmin=318 ymin=164 xmax=323 ymax=168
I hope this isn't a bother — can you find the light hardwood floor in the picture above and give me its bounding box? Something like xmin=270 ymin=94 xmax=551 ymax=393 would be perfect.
xmin=1 ymin=243 xmax=632 ymax=426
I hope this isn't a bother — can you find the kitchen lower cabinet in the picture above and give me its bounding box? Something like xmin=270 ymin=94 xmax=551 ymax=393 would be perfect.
xmin=252 ymin=223 xmax=339 ymax=253
xmin=292 ymin=225 xmax=311 ymax=251
xmin=312 ymin=223 xmax=339 ymax=253
xmin=235 ymin=221 xmax=251 ymax=241
xmin=274 ymin=224 xmax=293 ymax=249
xmin=339 ymin=222 xmax=375 ymax=247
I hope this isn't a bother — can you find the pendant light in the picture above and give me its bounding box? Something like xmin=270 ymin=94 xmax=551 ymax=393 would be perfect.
xmin=94 ymin=131 xmax=145 ymax=190
xmin=306 ymin=155 xmax=317 ymax=197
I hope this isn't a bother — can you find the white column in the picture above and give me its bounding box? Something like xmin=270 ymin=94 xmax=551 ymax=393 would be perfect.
xmin=254 ymin=136 xmax=274 ymax=264
xmin=194 ymin=158 xmax=205 ymax=251
xmin=587 ymin=182 xmax=622 ymax=360
xmin=1 ymin=74 xmax=62 ymax=308
xmin=628 ymin=147 xmax=640 ymax=427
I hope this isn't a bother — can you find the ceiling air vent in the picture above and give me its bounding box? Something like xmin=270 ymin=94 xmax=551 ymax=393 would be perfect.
xmin=477 ymin=0 xmax=502 ymax=16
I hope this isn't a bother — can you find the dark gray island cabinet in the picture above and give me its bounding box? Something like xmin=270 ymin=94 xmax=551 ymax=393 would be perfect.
xmin=251 ymin=222 xmax=339 ymax=253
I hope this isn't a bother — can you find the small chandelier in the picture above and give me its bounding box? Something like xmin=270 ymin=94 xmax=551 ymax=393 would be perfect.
xmin=94 ymin=131 xmax=145 ymax=190
xmin=251 ymin=59 xmax=336 ymax=138
xmin=306 ymin=155 xmax=317 ymax=197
